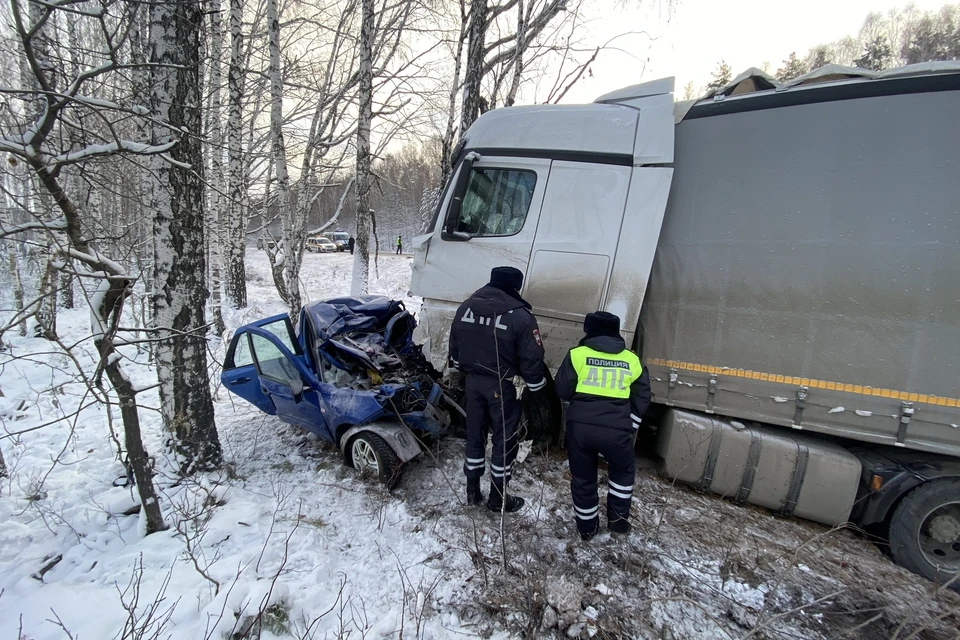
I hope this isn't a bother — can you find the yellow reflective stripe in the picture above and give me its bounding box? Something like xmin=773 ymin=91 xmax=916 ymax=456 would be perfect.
xmin=647 ymin=358 xmax=960 ymax=408
xmin=571 ymin=346 xmax=642 ymax=399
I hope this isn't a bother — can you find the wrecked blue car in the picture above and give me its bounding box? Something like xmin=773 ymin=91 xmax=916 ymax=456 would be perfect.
xmin=221 ymin=296 xmax=452 ymax=487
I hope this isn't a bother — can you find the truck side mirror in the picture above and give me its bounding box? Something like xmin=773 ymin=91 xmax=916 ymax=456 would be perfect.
xmin=441 ymin=153 xmax=478 ymax=241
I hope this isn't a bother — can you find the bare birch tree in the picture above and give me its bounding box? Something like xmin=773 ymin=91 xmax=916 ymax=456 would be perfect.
xmin=2 ymin=0 xmax=169 ymax=533
xmin=352 ymin=0 xmax=375 ymax=296
xmin=149 ymin=0 xmax=222 ymax=471
xmin=224 ymin=0 xmax=248 ymax=308
xmin=206 ymin=0 xmax=227 ymax=336
xmin=435 ymin=0 xmax=601 ymax=184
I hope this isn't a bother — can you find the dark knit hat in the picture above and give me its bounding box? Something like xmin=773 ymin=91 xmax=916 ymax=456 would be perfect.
xmin=489 ymin=266 xmax=524 ymax=292
xmin=583 ymin=311 xmax=621 ymax=338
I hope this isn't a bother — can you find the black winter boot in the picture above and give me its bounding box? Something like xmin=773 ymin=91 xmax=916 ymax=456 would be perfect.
xmin=487 ymin=482 xmax=524 ymax=513
xmin=579 ymin=519 xmax=599 ymax=541
xmin=608 ymin=518 xmax=631 ymax=536
xmin=466 ymin=478 xmax=484 ymax=506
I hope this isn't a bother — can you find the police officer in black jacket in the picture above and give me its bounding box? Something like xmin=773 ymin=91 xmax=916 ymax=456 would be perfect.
xmin=449 ymin=266 xmax=547 ymax=512
xmin=555 ymin=311 xmax=651 ymax=539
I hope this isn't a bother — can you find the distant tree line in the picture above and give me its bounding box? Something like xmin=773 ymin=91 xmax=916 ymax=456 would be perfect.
xmin=699 ymin=2 xmax=960 ymax=94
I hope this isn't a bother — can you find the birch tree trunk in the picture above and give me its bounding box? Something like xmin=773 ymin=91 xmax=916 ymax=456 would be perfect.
xmin=23 ymin=0 xmax=57 ymax=340
xmin=266 ymin=0 xmax=301 ymax=316
xmin=504 ymin=0 xmax=525 ymax=107
xmin=0 ymin=186 xmax=26 ymax=337
xmin=207 ymin=0 xmax=226 ymax=335
xmin=224 ymin=0 xmax=248 ymax=308
xmin=34 ymin=259 xmax=58 ymax=339
xmin=440 ymin=4 xmax=468 ymax=186
xmin=351 ymin=0 xmax=375 ymax=297
xmin=149 ymin=0 xmax=222 ymax=472
xmin=459 ymin=0 xmax=488 ymax=136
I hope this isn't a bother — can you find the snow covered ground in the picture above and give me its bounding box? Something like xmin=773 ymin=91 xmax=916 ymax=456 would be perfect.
xmin=1 ymin=250 xmax=958 ymax=640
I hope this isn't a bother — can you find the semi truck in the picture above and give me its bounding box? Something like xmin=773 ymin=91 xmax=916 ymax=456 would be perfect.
xmin=409 ymin=63 xmax=960 ymax=586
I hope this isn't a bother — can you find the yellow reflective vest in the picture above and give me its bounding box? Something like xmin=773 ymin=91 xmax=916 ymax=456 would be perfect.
xmin=569 ymin=346 xmax=643 ymax=399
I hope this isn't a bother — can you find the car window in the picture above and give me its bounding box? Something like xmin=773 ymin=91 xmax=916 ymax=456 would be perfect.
xmin=259 ymin=318 xmax=297 ymax=352
xmin=454 ymin=168 xmax=536 ymax=237
xmin=231 ymin=331 xmax=254 ymax=367
xmin=250 ymin=334 xmax=300 ymax=385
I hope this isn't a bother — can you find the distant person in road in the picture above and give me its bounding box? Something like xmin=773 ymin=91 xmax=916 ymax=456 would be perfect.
xmin=348 ymin=235 xmax=355 ymax=254
xmin=555 ymin=311 xmax=650 ymax=540
xmin=449 ymin=266 xmax=547 ymax=513
xmin=396 ymin=235 xmax=402 ymax=254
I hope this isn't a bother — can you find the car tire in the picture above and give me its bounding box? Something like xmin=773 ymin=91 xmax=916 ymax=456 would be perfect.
xmin=348 ymin=431 xmax=402 ymax=489
xmin=889 ymin=478 xmax=960 ymax=589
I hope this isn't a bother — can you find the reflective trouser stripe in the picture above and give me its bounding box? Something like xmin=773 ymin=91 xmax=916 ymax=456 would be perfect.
xmin=491 ymin=462 xmax=513 ymax=478
xmin=574 ymin=504 xmax=599 ymax=520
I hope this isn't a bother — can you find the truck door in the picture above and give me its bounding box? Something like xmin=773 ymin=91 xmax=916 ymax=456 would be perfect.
xmin=522 ymin=161 xmax=633 ymax=364
xmin=522 ymin=160 xmax=674 ymax=366
xmin=411 ymin=155 xmax=550 ymax=309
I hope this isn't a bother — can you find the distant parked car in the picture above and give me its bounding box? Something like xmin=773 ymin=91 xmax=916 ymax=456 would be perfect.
xmin=307 ymin=236 xmax=337 ymax=253
xmin=322 ymin=231 xmax=351 ymax=252
xmin=221 ymin=296 xmax=453 ymax=487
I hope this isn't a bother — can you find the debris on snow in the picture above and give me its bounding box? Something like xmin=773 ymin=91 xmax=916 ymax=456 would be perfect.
xmin=541 ymin=605 xmax=559 ymax=629
xmin=546 ymin=576 xmax=582 ymax=628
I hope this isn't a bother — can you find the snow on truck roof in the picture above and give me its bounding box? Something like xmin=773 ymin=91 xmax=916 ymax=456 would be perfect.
xmin=461 ymin=62 xmax=960 ymax=164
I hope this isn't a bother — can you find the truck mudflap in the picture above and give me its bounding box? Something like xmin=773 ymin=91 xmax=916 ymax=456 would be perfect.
xmin=656 ymin=408 xmax=862 ymax=527
xmin=849 ymin=446 xmax=960 ymax=527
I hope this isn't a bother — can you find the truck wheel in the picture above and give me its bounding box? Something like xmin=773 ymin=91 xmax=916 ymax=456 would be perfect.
xmin=348 ymin=431 xmax=402 ymax=489
xmin=889 ymin=478 xmax=960 ymax=588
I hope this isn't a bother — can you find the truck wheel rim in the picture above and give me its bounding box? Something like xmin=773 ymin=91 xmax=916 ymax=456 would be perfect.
xmin=351 ymin=439 xmax=379 ymax=475
xmin=918 ymin=502 xmax=960 ymax=573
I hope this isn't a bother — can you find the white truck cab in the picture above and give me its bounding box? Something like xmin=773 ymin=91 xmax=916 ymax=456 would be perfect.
xmin=411 ymin=77 xmax=677 ymax=371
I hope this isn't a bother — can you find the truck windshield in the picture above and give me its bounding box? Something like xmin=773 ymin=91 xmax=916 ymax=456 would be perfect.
xmin=454 ymin=168 xmax=536 ymax=237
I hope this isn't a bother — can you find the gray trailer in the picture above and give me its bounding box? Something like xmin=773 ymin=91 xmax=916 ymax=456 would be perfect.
xmin=410 ymin=64 xmax=960 ymax=586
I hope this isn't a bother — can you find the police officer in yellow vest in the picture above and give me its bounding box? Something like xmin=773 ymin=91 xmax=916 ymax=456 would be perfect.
xmin=555 ymin=311 xmax=651 ymax=539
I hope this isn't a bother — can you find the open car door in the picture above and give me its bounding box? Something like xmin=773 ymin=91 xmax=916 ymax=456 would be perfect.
xmin=246 ymin=326 xmax=331 ymax=440
xmin=231 ymin=314 xmax=333 ymax=442
xmin=221 ymin=314 xmax=299 ymax=415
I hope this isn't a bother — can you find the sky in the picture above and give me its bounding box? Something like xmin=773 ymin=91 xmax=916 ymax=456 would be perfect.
xmin=553 ymin=0 xmax=952 ymax=104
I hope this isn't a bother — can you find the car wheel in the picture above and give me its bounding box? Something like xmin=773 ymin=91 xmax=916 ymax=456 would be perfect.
xmin=889 ymin=478 xmax=960 ymax=589
xmin=349 ymin=431 xmax=402 ymax=488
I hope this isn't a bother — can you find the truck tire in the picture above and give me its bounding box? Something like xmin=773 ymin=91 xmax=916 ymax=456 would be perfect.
xmin=348 ymin=432 xmax=402 ymax=489
xmin=888 ymin=478 xmax=960 ymax=588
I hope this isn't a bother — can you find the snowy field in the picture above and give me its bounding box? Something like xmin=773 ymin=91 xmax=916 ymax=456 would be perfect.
xmin=1 ymin=249 xmax=958 ymax=640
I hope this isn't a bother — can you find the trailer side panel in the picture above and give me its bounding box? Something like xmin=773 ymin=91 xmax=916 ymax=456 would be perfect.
xmin=642 ymin=87 xmax=960 ymax=456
